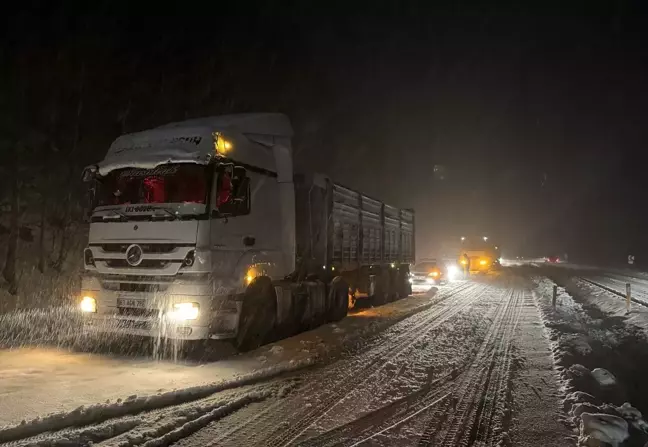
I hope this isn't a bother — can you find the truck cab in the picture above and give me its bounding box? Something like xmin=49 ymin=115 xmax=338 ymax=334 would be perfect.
xmin=81 ymin=114 xmax=295 ymax=347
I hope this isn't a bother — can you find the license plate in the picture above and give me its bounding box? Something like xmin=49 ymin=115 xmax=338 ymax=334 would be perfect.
xmin=117 ymin=298 xmax=146 ymax=308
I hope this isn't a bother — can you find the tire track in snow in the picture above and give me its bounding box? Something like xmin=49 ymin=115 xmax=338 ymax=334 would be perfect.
xmin=315 ymin=286 xmax=519 ymax=447
xmin=209 ymin=282 xmax=484 ymax=446
xmin=417 ymin=288 xmax=523 ymax=447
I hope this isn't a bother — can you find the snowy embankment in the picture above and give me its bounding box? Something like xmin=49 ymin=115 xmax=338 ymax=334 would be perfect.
xmin=532 ymin=277 xmax=648 ymax=446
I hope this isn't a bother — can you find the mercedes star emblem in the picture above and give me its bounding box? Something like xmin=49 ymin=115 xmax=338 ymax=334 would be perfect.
xmin=125 ymin=244 xmax=143 ymax=266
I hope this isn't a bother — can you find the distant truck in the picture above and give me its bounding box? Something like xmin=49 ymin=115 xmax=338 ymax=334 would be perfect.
xmin=459 ymin=241 xmax=500 ymax=274
xmin=79 ymin=114 xmax=414 ymax=350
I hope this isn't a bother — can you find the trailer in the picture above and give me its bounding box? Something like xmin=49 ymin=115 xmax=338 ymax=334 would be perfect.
xmin=295 ymin=175 xmax=414 ymax=307
xmin=79 ymin=113 xmax=415 ymax=350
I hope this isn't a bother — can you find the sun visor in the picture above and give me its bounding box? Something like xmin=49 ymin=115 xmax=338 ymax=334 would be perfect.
xmin=97 ymin=127 xmax=215 ymax=176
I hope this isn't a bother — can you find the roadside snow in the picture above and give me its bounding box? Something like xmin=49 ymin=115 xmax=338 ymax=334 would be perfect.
xmin=532 ymin=276 xmax=648 ymax=445
xmin=591 ymin=368 xmax=616 ymax=387
xmin=0 ymin=357 xmax=314 ymax=443
xmin=580 ymin=412 xmax=629 ymax=446
xmin=576 ymin=279 xmax=648 ymax=337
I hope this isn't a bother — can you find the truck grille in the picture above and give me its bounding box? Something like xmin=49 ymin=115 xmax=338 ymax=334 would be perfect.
xmin=119 ymin=283 xmax=162 ymax=293
xmin=101 ymin=280 xmax=171 ymax=292
xmin=105 ymin=259 xmax=170 ymax=269
xmin=96 ymin=243 xmax=179 ymax=254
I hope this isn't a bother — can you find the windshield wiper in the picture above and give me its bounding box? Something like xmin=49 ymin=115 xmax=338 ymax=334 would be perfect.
xmin=150 ymin=208 xmax=178 ymax=221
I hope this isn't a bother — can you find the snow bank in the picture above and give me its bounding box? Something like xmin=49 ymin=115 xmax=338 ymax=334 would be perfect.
xmin=104 ymin=389 xmax=276 ymax=447
xmin=532 ymin=277 xmax=648 ymax=445
xmin=576 ymin=278 xmax=648 ymax=338
xmin=580 ymin=412 xmax=629 ymax=446
xmin=0 ymin=357 xmax=314 ymax=443
xmin=591 ymin=368 xmax=616 ymax=387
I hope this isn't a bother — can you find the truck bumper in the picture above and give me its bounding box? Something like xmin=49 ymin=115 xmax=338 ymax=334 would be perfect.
xmin=79 ymin=275 xmax=242 ymax=341
xmin=82 ymin=314 xmax=212 ymax=341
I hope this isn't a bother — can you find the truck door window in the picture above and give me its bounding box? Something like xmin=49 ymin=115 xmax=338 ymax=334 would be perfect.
xmin=214 ymin=164 xmax=250 ymax=216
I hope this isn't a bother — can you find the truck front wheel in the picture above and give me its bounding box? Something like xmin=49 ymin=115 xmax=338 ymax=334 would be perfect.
xmin=235 ymin=277 xmax=277 ymax=351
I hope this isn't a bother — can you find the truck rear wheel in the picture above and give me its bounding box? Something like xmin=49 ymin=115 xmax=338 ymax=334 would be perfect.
xmin=327 ymin=276 xmax=349 ymax=322
xmin=398 ymin=267 xmax=411 ymax=298
xmin=235 ymin=277 xmax=277 ymax=351
xmin=370 ymin=271 xmax=388 ymax=306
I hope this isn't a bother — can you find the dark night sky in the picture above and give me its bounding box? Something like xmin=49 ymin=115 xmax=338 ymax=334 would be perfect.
xmin=4 ymin=1 xmax=648 ymax=264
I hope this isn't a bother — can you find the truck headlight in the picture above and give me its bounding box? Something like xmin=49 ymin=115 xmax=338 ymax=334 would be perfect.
xmin=169 ymin=302 xmax=200 ymax=321
xmin=480 ymin=259 xmax=488 ymax=266
xmin=80 ymin=296 xmax=97 ymax=313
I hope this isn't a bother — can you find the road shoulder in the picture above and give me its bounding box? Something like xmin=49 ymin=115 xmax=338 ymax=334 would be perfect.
xmin=509 ymin=288 xmax=574 ymax=446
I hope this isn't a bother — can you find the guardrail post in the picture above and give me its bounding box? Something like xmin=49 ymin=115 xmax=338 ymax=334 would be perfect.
xmin=626 ymin=283 xmax=631 ymax=312
xmin=552 ymin=285 xmax=557 ymax=307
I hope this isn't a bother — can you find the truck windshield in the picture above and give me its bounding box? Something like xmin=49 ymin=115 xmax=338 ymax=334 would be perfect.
xmin=95 ymin=164 xmax=208 ymax=208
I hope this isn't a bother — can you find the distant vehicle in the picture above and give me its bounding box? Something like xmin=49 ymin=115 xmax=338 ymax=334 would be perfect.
xmin=78 ymin=113 xmax=415 ymax=350
xmin=546 ymin=256 xmax=561 ymax=263
xmin=410 ymin=259 xmax=447 ymax=292
xmin=460 ymin=249 xmax=498 ymax=274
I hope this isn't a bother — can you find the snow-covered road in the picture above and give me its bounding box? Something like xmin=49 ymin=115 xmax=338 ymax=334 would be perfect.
xmin=0 ymin=275 xmax=569 ymax=446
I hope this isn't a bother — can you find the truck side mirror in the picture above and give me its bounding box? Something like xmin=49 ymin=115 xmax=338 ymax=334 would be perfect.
xmin=234 ymin=176 xmax=251 ymax=215
xmin=82 ymin=165 xmax=97 ymax=182
xmin=81 ymin=166 xmax=98 ymax=222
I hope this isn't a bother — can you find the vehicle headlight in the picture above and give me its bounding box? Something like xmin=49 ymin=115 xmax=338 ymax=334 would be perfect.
xmin=447 ymin=265 xmax=459 ymax=278
xmin=429 ymin=271 xmax=439 ymax=277
xmin=169 ymin=302 xmax=200 ymax=321
xmin=245 ymin=266 xmax=259 ymax=285
xmin=480 ymin=259 xmax=488 ymax=266
xmin=80 ymin=296 xmax=97 ymax=313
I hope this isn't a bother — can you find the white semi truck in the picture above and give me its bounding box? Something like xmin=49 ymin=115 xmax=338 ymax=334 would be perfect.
xmin=80 ymin=114 xmax=415 ymax=349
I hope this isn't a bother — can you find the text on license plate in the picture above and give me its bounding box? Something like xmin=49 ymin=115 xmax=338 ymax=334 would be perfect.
xmin=117 ymin=298 xmax=146 ymax=308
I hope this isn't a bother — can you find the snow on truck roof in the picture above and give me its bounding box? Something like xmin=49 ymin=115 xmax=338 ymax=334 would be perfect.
xmin=97 ymin=113 xmax=293 ymax=176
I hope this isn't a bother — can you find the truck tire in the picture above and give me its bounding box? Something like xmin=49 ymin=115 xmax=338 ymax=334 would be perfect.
xmin=370 ymin=271 xmax=388 ymax=306
xmin=235 ymin=277 xmax=277 ymax=351
xmin=327 ymin=276 xmax=349 ymax=322
xmin=388 ymin=268 xmax=401 ymax=302
xmin=383 ymin=269 xmax=396 ymax=303
xmin=398 ymin=268 xmax=411 ymax=298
